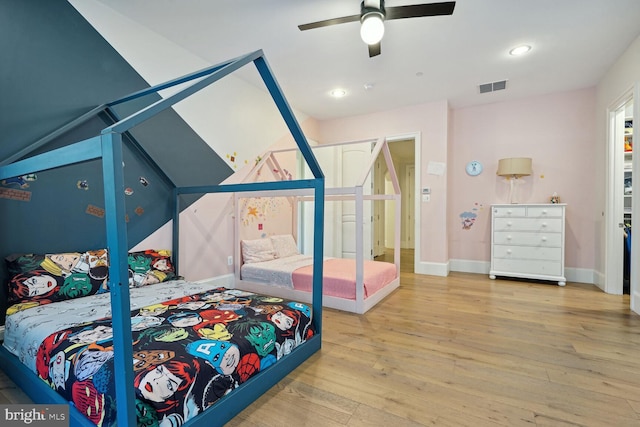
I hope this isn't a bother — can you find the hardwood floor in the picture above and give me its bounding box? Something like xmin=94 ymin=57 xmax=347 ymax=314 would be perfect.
xmin=3 ymin=250 xmax=640 ymax=426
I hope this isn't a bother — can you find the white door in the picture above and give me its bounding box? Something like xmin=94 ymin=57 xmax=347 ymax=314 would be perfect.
xmin=299 ymin=146 xmax=339 ymax=256
xmin=341 ymin=143 xmax=373 ymax=259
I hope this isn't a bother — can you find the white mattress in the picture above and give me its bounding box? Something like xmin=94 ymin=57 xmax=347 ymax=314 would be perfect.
xmin=3 ymin=279 xmax=221 ymax=373
xmin=240 ymin=254 xmax=321 ymax=288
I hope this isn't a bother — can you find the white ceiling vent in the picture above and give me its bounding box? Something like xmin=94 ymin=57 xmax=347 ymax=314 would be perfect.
xmin=479 ymin=80 xmax=508 ymax=94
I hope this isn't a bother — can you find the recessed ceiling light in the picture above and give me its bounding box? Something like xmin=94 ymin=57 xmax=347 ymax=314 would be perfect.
xmin=509 ymin=45 xmax=531 ymax=56
xmin=330 ymin=88 xmax=347 ymax=98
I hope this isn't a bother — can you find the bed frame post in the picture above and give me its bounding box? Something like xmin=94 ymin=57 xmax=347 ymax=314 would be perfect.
xmin=101 ymin=131 xmax=137 ymax=427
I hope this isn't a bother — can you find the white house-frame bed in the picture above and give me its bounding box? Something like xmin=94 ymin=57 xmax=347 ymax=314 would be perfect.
xmin=0 ymin=50 xmax=325 ymax=427
xmin=232 ymin=138 xmax=401 ymax=314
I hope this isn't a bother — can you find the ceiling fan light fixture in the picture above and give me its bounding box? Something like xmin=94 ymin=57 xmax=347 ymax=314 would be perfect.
xmin=330 ymin=88 xmax=347 ymax=98
xmin=360 ymin=12 xmax=385 ymax=45
xmin=509 ymin=45 xmax=531 ymax=56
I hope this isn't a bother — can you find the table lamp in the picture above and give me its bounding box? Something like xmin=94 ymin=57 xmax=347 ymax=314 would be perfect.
xmin=496 ymin=157 xmax=532 ymax=203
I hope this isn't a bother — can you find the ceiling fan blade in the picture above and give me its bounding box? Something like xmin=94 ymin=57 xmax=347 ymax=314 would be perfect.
xmin=385 ymin=1 xmax=456 ymax=20
xmin=298 ymin=14 xmax=360 ymax=31
xmin=369 ymin=43 xmax=381 ymax=57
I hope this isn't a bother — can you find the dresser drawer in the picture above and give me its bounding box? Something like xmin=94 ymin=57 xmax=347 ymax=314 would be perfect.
xmin=492 ymin=206 xmax=527 ymax=217
xmin=490 ymin=204 xmax=566 ymax=285
xmin=527 ymin=206 xmax=564 ymax=218
xmin=493 ymin=245 xmax=562 ymax=261
xmin=493 ymin=231 xmax=562 ymax=247
xmin=492 ymin=258 xmax=562 ymax=276
xmin=494 ymin=218 xmax=562 ymax=233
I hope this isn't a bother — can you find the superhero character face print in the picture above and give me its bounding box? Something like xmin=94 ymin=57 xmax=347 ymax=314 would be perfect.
xmin=133 ymin=350 xmax=176 ymax=372
xmin=168 ymin=312 xmax=202 ymax=328
xmin=186 ymin=340 xmax=240 ymax=376
xmin=58 ymin=273 xmax=93 ymax=299
xmin=176 ymin=301 xmax=209 ymax=310
xmin=139 ymin=304 xmax=169 ymax=316
xmin=27 ymin=274 xmax=57 ymax=297
xmin=137 ymin=365 xmax=184 ymax=403
xmin=287 ymin=302 xmax=311 ymax=318
xmin=49 ymin=351 xmax=71 ymax=389
xmin=128 ymin=254 xmax=152 ymax=274
xmin=243 ymin=322 xmax=276 ymax=357
xmin=131 ymin=315 xmax=164 ymax=331
xmin=48 ymin=252 xmax=81 ymax=273
xmin=135 ymin=358 xmax=199 ymax=405
xmin=69 ymin=325 xmax=113 ymax=344
xmin=74 ymin=348 xmax=114 ymax=381
xmin=270 ymin=310 xmax=298 ymax=331
xmin=139 ymin=325 xmax=189 ymax=343
xmin=196 ymin=324 xmax=232 ymax=341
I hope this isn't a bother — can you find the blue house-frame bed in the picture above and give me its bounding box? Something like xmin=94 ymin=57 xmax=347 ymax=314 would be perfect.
xmin=0 ymin=50 xmax=324 ymax=427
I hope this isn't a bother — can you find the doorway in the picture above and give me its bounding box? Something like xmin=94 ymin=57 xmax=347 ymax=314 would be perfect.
xmin=373 ymin=137 xmax=417 ymax=267
xmin=605 ymin=85 xmax=638 ymax=314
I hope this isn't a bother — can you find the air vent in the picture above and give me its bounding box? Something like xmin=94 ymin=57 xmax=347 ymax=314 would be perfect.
xmin=479 ymin=80 xmax=508 ymax=94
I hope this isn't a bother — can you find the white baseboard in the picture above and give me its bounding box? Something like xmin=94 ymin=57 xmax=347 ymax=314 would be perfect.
xmin=449 ymin=259 xmax=490 ymax=275
xmin=448 ymin=259 xmax=596 ymax=285
xmin=415 ymin=260 xmax=449 ymax=277
xmin=195 ymin=273 xmax=235 ymax=288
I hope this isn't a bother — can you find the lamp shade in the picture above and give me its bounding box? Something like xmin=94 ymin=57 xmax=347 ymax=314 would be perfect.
xmin=496 ymin=157 xmax=532 ymax=177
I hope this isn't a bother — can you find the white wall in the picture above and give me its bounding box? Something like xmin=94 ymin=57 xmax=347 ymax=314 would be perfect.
xmin=594 ymin=35 xmax=640 ymax=285
xmin=70 ymin=0 xmax=314 ymax=281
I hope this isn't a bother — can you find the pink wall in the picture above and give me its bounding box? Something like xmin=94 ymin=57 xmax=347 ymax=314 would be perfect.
xmin=318 ymin=89 xmax=597 ymax=271
xmin=319 ymin=101 xmax=451 ymax=265
xmin=451 ymin=88 xmax=597 ymax=269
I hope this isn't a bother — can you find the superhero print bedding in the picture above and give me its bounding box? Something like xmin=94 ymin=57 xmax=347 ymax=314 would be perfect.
xmin=3 ymin=281 xmax=315 ymax=427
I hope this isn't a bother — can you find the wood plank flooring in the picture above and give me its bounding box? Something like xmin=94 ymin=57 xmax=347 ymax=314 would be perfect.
xmin=3 ymin=250 xmax=640 ymax=426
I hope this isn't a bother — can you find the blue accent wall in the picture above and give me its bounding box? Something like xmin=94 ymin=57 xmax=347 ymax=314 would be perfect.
xmin=0 ymin=0 xmax=233 ymax=321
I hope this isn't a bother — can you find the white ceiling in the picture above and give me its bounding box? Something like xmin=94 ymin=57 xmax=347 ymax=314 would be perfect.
xmin=95 ymin=0 xmax=640 ymax=121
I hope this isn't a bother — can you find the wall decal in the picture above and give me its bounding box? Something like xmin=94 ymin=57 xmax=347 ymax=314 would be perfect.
xmin=77 ymin=180 xmax=89 ymax=190
xmin=139 ymin=177 xmax=149 ymax=187
xmin=135 ymin=206 xmax=144 ymax=216
xmin=124 ymin=187 xmax=134 ymax=196
xmin=226 ymin=152 xmax=250 ymax=169
xmin=240 ymin=197 xmax=286 ymax=226
xmin=459 ymin=202 xmax=484 ymax=230
xmin=2 ymin=174 xmax=36 ymax=188
xmin=86 ymin=204 xmax=105 ymax=218
xmin=0 ymin=187 xmax=31 ymax=202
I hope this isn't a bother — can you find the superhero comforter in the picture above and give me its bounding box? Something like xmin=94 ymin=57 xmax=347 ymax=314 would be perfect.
xmin=3 ymin=280 xmax=314 ymax=426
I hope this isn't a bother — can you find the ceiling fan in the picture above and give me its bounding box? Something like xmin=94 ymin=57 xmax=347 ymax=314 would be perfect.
xmin=298 ymin=0 xmax=456 ymax=57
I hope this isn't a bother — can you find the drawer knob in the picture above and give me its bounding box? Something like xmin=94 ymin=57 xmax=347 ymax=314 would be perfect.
xmin=507 ymin=221 xmax=513 ymax=227
xmin=506 ymin=249 xmax=512 ymax=254
xmin=507 ymin=235 xmax=512 ymax=240
xmin=542 ymin=236 xmax=547 ymax=241
xmin=542 ymin=222 xmax=547 ymax=227
xmin=542 ymin=209 xmax=548 ymax=214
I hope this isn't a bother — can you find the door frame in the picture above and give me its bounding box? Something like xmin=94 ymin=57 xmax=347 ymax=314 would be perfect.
xmin=605 ymin=91 xmax=631 ymax=295
xmin=386 ymin=132 xmax=421 ymax=271
xmin=605 ymin=83 xmax=639 ymax=314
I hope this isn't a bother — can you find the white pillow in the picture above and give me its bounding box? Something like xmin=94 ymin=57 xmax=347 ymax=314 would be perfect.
xmin=270 ymin=234 xmax=299 ymax=259
xmin=241 ymin=238 xmax=276 ymax=264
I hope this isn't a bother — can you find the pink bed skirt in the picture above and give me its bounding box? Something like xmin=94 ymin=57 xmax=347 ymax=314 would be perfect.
xmin=292 ymin=259 xmax=397 ymax=300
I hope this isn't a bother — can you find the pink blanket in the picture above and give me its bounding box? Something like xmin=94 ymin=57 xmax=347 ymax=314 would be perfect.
xmin=292 ymin=258 xmax=397 ymax=300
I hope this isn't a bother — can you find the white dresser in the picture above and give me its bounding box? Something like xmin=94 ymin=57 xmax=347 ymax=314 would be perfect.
xmin=489 ymin=203 xmax=566 ymax=286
